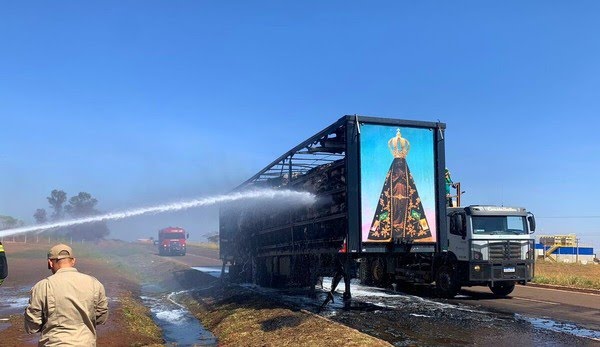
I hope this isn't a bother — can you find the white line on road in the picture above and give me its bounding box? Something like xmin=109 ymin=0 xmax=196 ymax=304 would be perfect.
xmin=185 ymin=253 xmax=221 ymax=262
xmin=524 ymin=285 xmax=600 ymax=297
xmin=512 ymin=297 xmax=560 ymax=305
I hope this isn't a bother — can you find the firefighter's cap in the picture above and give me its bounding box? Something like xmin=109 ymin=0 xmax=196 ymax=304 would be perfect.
xmin=48 ymin=244 xmax=74 ymax=260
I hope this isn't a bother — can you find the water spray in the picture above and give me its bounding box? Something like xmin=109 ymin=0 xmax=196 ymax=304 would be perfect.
xmin=0 ymin=189 xmax=316 ymax=238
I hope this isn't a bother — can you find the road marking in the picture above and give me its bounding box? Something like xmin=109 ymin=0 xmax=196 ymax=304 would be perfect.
xmin=513 ymin=297 xmax=560 ymax=305
xmin=186 ymin=253 xmax=222 ymax=262
xmin=524 ymin=285 xmax=600 ymax=297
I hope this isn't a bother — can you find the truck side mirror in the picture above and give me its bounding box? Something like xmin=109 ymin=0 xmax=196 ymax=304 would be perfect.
xmin=186 ymin=233 xmax=189 ymax=239
xmin=527 ymin=213 xmax=536 ymax=233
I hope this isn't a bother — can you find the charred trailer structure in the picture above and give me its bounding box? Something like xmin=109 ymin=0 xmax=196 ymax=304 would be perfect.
xmin=219 ymin=115 xmax=535 ymax=303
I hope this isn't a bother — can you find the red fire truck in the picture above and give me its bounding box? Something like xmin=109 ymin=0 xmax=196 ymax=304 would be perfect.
xmin=158 ymin=227 xmax=188 ymax=256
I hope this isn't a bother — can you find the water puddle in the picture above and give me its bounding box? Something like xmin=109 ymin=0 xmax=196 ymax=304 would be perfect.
xmin=0 ymin=285 xmax=31 ymax=316
xmin=516 ymin=314 xmax=600 ymax=341
xmin=141 ymin=284 xmax=217 ymax=346
xmin=0 ymin=318 xmax=10 ymax=333
xmin=191 ymin=266 xmax=227 ymax=278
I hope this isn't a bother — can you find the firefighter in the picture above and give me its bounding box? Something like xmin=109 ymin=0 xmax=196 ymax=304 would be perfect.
xmin=24 ymin=244 xmax=108 ymax=346
xmin=0 ymin=242 xmax=7 ymax=286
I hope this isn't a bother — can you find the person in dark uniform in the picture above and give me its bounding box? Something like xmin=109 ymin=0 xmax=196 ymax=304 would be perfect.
xmin=0 ymin=242 xmax=7 ymax=286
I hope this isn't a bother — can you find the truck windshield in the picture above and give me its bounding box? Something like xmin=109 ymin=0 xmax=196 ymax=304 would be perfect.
xmin=471 ymin=216 xmax=527 ymax=235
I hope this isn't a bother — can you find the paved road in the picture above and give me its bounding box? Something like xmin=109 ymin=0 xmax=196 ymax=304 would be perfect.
xmin=453 ymin=284 xmax=600 ymax=331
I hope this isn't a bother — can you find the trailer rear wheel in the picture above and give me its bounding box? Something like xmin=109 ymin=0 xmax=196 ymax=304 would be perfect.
xmin=435 ymin=265 xmax=459 ymax=298
xmin=359 ymin=259 xmax=373 ymax=285
xmin=372 ymin=258 xmax=391 ymax=288
xmin=489 ymin=281 xmax=515 ymax=297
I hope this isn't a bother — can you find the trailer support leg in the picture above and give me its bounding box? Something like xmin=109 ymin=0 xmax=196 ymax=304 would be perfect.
xmin=309 ymin=255 xmax=320 ymax=298
xmin=220 ymin=260 xmax=228 ymax=282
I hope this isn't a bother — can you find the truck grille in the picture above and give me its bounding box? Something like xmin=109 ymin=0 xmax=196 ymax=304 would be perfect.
xmin=489 ymin=241 xmax=522 ymax=260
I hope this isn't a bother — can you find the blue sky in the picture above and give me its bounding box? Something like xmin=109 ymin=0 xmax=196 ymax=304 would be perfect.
xmin=1 ymin=1 xmax=599 ymax=250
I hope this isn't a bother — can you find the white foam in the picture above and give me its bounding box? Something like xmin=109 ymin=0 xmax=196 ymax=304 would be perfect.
xmin=410 ymin=313 xmax=432 ymax=318
xmin=516 ymin=314 xmax=600 ymax=341
xmin=192 ymin=267 xmax=227 ymax=278
xmin=154 ymin=308 xmax=188 ymax=322
xmin=2 ymin=296 xmax=29 ymax=309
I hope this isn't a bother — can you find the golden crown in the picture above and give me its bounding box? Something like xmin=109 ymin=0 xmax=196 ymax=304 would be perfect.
xmin=388 ymin=128 xmax=409 ymax=158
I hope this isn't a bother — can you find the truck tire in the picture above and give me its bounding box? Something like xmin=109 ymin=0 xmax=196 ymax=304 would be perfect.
xmin=435 ymin=265 xmax=459 ymax=298
xmin=359 ymin=259 xmax=373 ymax=285
xmin=372 ymin=257 xmax=391 ymax=288
xmin=489 ymin=281 xmax=515 ymax=297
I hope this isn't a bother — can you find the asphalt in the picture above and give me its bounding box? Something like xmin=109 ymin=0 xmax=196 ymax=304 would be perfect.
xmin=453 ymin=284 xmax=600 ymax=331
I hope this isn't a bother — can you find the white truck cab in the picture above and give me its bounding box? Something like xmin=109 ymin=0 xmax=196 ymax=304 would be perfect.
xmin=444 ymin=205 xmax=536 ymax=296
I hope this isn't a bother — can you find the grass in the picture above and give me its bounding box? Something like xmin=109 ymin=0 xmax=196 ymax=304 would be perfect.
xmin=187 ymin=241 xmax=219 ymax=250
xmin=119 ymin=291 xmax=164 ymax=346
xmin=181 ymin=286 xmax=391 ymax=347
xmin=533 ymin=260 xmax=600 ymax=290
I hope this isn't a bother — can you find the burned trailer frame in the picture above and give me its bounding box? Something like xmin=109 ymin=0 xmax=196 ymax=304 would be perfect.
xmin=219 ymin=115 xmax=447 ymax=302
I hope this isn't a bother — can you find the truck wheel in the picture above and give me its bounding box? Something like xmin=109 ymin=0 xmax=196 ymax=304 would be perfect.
xmin=489 ymin=281 xmax=515 ymax=296
xmin=372 ymin=258 xmax=390 ymax=288
xmin=436 ymin=265 xmax=459 ymax=298
xmin=359 ymin=259 xmax=373 ymax=285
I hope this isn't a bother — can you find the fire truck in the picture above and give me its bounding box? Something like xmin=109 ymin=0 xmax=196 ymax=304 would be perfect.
xmin=157 ymin=227 xmax=188 ymax=256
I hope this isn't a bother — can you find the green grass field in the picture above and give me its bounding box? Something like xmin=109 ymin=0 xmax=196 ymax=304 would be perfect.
xmin=533 ymin=260 xmax=600 ymax=290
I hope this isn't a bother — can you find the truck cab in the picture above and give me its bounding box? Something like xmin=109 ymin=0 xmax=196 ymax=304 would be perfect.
xmin=158 ymin=227 xmax=188 ymax=256
xmin=442 ymin=205 xmax=536 ymax=297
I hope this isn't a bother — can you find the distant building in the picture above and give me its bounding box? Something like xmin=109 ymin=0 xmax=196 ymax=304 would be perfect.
xmin=536 ymin=234 xmax=597 ymax=264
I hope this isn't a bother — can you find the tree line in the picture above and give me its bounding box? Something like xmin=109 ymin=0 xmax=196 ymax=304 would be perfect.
xmin=0 ymin=189 xmax=109 ymax=241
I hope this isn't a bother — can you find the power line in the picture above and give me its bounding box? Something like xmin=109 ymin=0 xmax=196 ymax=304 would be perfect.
xmin=537 ymin=216 xmax=600 ymax=219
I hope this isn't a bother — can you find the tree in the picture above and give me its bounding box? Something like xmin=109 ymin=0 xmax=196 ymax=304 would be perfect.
xmin=65 ymin=192 xmax=98 ymax=216
xmin=65 ymin=192 xmax=109 ymax=241
xmin=34 ymin=209 xmax=48 ymax=224
xmin=0 ymin=215 xmax=24 ymax=230
xmin=47 ymin=189 xmax=67 ymax=221
xmin=206 ymin=233 xmax=219 ymax=243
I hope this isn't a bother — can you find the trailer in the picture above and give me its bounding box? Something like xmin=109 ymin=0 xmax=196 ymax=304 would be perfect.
xmin=219 ymin=115 xmax=536 ymax=302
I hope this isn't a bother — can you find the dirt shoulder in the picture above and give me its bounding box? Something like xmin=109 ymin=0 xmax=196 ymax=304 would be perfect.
xmin=0 ymin=242 xmax=163 ymax=347
xmin=179 ymin=283 xmax=391 ymax=347
xmin=132 ymin=243 xmax=392 ymax=346
xmin=2 ymin=240 xmax=392 ymax=347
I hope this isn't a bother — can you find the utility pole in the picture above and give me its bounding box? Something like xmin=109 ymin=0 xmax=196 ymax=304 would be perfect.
xmin=576 ymin=238 xmax=579 ymax=264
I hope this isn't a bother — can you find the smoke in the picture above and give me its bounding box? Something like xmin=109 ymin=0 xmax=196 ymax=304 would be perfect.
xmin=0 ymin=189 xmax=316 ymax=238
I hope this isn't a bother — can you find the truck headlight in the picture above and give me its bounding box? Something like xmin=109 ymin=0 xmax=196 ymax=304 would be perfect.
xmin=474 ymin=265 xmax=481 ymax=272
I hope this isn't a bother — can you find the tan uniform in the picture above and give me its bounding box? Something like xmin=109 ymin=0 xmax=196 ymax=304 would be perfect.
xmin=24 ymin=267 xmax=108 ymax=347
